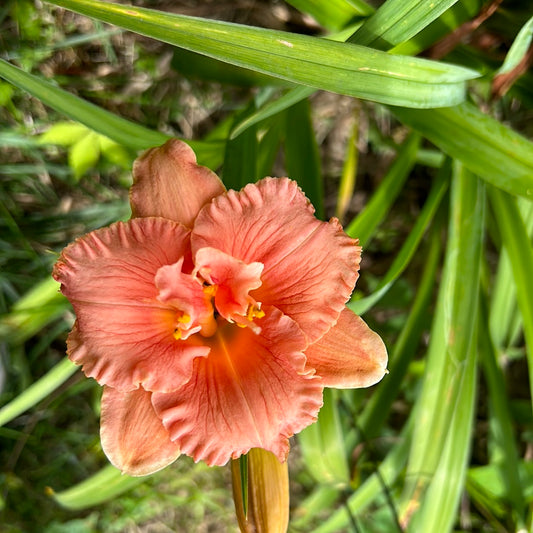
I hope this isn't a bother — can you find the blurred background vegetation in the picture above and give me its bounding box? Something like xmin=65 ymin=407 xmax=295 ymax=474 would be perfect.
xmin=1 ymin=0 xmax=532 ymax=531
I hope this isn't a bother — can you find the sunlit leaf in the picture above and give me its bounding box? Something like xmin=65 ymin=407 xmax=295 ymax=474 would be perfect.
xmin=48 ymin=0 xmax=479 ymax=109
xmin=402 ymin=164 xmax=485 ymax=519
xmin=392 ymin=103 xmax=533 ymax=199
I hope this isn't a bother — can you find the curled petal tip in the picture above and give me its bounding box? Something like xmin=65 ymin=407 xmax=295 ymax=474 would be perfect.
xmin=131 ymin=139 xmax=225 ymax=226
xmin=305 ymin=308 xmax=388 ymax=389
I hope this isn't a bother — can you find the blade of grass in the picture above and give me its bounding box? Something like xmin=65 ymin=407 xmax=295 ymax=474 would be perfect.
xmin=489 ymin=198 xmax=533 ymax=349
xmin=357 ymin=220 xmax=442 ymax=439
xmin=0 ymin=278 xmax=69 ymax=344
xmin=230 ymin=86 xmax=313 ymax=140
xmin=313 ymin=417 xmax=413 ymax=533
xmin=0 ymin=58 xmax=223 ymax=166
xmin=391 ymin=0 xmax=483 ymax=56
xmin=392 ymin=103 xmax=533 ymax=199
xmin=0 ymin=58 xmax=168 ymax=151
xmin=286 ymin=0 xmax=373 ymax=32
xmin=222 ymin=101 xmax=259 ymax=190
xmin=479 ymin=295 xmax=526 ymax=527
xmin=50 ymin=464 xmax=145 ymax=510
xmin=348 ymin=0 xmax=460 ymax=50
xmin=410 ymin=325 xmax=478 ymax=533
xmin=349 ymin=162 xmax=448 ymax=315
xmin=495 ymin=14 xmax=533 ymax=76
xmin=284 ymin=98 xmax=323 ymax=218
xmin=488 ymin=187 xmax=533 ymax=404
xmin=298 ymin=389 xmax=351 ymax=487
xmin=256 ymin=116 xmax=283 ymax=178
xmin=230 ymin=0 xmax=470 ymax=138
xmin=0 ymin=357 xmax=78 ymax=427
xmin=291 ymin=485 xmax=342 ymax=530
xmin=345 ymin=132 xmax=420 ymax=245
xmin=335 ymin=112 xmax=359 ymax=222
xmin=47 ymin=0 xmax=479 ymax=109
xmin=401 ymin=164 xmax=485 ymax=518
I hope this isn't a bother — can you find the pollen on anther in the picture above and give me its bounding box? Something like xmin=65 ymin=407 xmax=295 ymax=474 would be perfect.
xmin=246 ymin=303 xmax=265 ymax=321
xmin=177 ymin=313 xmax=191 ymax=324
xmin=203 ymin=284 xmax=217 ymax=297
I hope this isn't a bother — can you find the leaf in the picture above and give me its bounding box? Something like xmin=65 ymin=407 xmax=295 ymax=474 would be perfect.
xmin=410 ymin=329 xmax=477 ymax=533
xmin=222 ymin=101 xmax=259 ymax=190
xmin=335 ymin=116 xmax=359 ymax=221
xmin=402 ymin=164 xmax=485 ymax=514
xmin=391 ymin=0 xmax=483 ymax=56
xmin=230 ymin=0 xmax=471 ymax=138
xmin=48 ymin=0 xmax=479 ymax=109
xmin=51 ymin=464 xmax=144 ymax=510
xmin=495 ymin=15 xmax=533 ymax=76
xmin=284 ymin=98 xmax=323 ymax=218
xmin=298 ymin=390 xmax=350 ymax=487
xmin=479 ymin=297 xmax=526 ymax=525
xmin=0 ymin=58 xmax=222 ymax=166
xmin=0 ymin=357 xmax=78 ymax=427
xmin=490 ymin=197 xmax=533 ymax=349
xmin=349 ymin=161 xmax=448 ymax=314
xmin=348 ymin=0 xmax=461 ymax=50
xmin=492 ymin=15 xmax=533 ymax=99
xmin=488 ymin=187 xmax=533 ymax=404
xmin=68 ymin=131 xmax=100 ymax=180
xmin=392 ymin=103 xmax=533 ymax=199
xmin=0 ymin=277 xmax=69 ymax=345
xmin=38 ymin=121 xmax=90 ymax=146
xmin=346 ymin=132 xmax=420 ymax=244
xmin=313 ymin=418 xmax=412 ymax=533
xmin=98 ymin=135 xmax=133 ymax=169
xmin=357 ymin=222 xmax=442 ymax=440
xmin=285 ymin=0 xmax=373 ymax=31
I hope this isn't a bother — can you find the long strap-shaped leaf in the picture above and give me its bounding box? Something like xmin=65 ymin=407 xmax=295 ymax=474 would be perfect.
xmin=488 ymin=187 xmax=533 ymax=404
xmin=0 ymin=59 xmax=223 ymax=167
xmin=0 ymin=357 xmax=78 ymax=427
xmin=47 ymin=0 xmax=478 ymax=109
xmin=348 ymin=0 xmax=460 ymax=49
xmin=229 ymin=0 xmax=470 ymax=138
xmin=393 ymin=104 xmax=533 ymax=199
xmin=402 ymin=164 xmax=485 ymax=518
xmin=349 ymin=163 xmax=448 ymax=315
xmin=410 ymin=325 xmax=478 ymax=532
xmin=51 ymin=464 xmax=144 ymax=510
xmin=0 ymin=58 xmax=167 ymax=151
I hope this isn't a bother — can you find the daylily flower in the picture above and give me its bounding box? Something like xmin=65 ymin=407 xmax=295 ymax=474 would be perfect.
xmin=53 ymin=139 xmax=387 ymax=476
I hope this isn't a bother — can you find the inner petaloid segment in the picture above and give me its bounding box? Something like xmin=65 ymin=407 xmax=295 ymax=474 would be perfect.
xmin=156 ymin=248 xmax=265 ymax=340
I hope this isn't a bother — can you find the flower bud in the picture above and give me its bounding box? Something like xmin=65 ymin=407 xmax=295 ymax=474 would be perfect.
xmin=231 ymin=448 xmax=289 ymax=533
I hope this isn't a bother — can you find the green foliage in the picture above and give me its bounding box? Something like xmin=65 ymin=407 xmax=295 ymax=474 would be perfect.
xmin=0 ymin=0 xmax=532 ymax=531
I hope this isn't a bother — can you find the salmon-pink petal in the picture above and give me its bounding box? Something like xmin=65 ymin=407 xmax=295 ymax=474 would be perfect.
xmin=305 ymin=308 xmax=388 ymax=388
xmin=100 ymin=386 xmax=181 ymax=476
xmin=191 ymin=178 xmax=361 ymax=343
xmin=194 ymin=247 xmax=264 ymax=322
xmin=131 ymin=139 xmax=226 ymax=227
xmin=53 ymin=218 xmax=209 ymax=392
xmin=151 ymin=307 xmax=324 ymax=466
xmin=155 ymin=258 xmax=215 ymax=339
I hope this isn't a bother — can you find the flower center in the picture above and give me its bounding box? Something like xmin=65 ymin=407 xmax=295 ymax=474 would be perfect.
xmin=157 ymin=248 xmax=265 ymax=342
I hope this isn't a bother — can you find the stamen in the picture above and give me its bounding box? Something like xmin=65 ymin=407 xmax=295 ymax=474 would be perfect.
xmin=173 ymin=328 xmax=182 ymax=340
xmin=246 ymin=303 xmax=265 ymax=321
xmin=177 ymin=313 xmax=191 ymax=324
xmin=203 ymin=284 xmax=217 ymax=298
